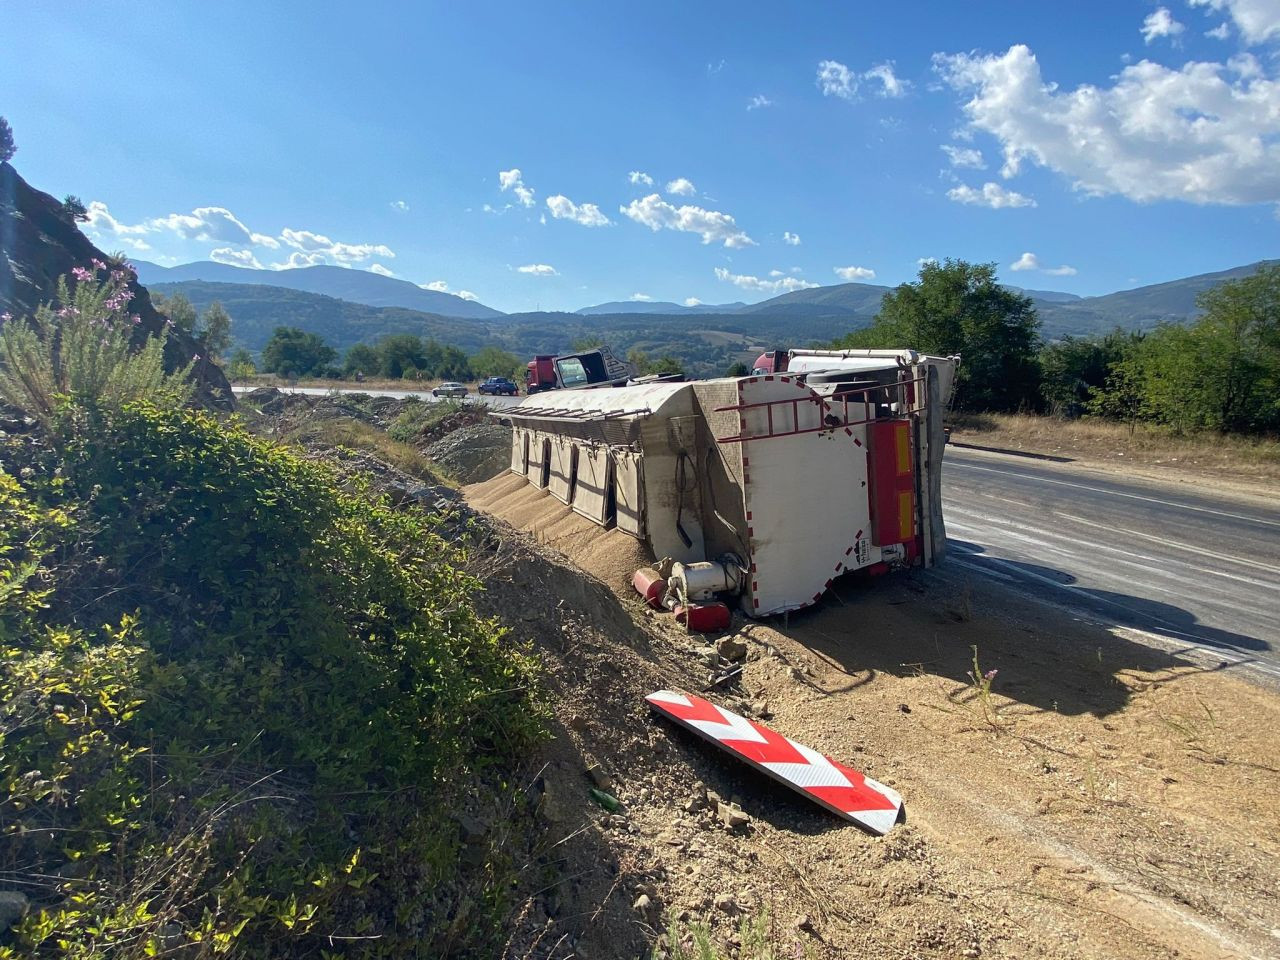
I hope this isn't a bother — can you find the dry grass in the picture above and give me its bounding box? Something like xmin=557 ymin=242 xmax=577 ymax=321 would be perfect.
xmin=286 ymin=417 xmax=447 ymax=484
xmin=949 ymin=412 xmax=1280 ymax=489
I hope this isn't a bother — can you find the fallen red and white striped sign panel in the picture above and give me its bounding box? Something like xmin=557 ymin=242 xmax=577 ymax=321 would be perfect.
xmin=646 ymin=690 xmax=903 ymax=835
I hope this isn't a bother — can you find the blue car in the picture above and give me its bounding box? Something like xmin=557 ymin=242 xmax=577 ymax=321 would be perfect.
xmin=478 ymin=376 xmax=518 ymax=396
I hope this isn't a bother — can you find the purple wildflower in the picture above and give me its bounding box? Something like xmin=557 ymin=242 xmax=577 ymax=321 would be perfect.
xmin=984 ymin=669 xmax=998 ymax=681
xmin=91 ymin=258 xmax=107 ymax=270
xmin=0 ymin=312 xmax=11 ymax=324
xmin=72 ymin=266 xmax=93 ymax=282
xmin=192 ymin=353 xmax=201 ymax=362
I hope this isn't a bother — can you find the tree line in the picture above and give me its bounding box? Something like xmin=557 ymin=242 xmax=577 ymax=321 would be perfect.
xmin=248 ymin=326 xmax=525 ymax=383
xmin=834 ymin=259 xmax=1280 ymax=435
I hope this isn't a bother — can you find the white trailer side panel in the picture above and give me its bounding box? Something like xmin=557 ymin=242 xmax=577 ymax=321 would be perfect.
xmin=736 ymin=377 xmax=873 ymax=615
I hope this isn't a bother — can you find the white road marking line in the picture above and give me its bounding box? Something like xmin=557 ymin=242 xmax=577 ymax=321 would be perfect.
xmin=946 ymin=460 xmax=1280 ymax=528
xmin=1053 ymin=512 xmax=1280 ymax=578
xmin=933 ymin=564 xmax=1280 ymax=684
xmin=945 ymin=511 xmax=1280 ymax=592
xmin=946 ymin=554 xmax=1258 ymax=646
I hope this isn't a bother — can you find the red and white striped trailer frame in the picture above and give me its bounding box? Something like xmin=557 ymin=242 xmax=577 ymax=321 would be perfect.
xmin=647 ymin=690 xmax=904 ymax=835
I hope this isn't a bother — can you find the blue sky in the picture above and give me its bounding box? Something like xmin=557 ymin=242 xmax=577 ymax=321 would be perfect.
xmin=4 ymin=0 xmax=1277 ymax=312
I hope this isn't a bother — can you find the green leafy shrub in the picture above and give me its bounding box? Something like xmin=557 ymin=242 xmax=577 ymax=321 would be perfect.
xmin=0 ymin=266 xmax=192 ymax=434
xmin=0 ymin=403 xmax=545 ymax=957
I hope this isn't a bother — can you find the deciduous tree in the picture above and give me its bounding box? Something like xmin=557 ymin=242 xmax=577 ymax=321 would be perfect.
xmin=835 ymin=259 xmax=1041 ymax=411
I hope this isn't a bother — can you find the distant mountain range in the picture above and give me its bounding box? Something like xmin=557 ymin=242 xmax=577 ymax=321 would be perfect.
xmin=133 ymin=260 xmax=505 ymax=320
xmin=142 ymin=258 xmax=1275 ymax=378
xmin=575 ymin=299 xmax=747 ymax=316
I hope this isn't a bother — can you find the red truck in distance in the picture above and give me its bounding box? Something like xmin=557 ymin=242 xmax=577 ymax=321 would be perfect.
xmin=524 ymin=346 xmax=634 ymax=394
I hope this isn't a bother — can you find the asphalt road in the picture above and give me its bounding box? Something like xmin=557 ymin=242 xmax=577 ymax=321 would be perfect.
xmin=940 ymin=446 xmax=1280 ymax=680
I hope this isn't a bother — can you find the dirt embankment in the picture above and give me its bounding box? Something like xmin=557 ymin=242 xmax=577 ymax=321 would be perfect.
xmin=466 ymin=471 xmax=1280 ymax=960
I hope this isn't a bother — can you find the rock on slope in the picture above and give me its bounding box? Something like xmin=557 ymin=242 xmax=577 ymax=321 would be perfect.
xmin=0 ymin=161 xmax=231 ymax=406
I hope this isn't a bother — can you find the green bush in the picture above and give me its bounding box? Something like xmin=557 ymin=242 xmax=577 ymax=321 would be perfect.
xmin=0 ymin=267 xmax=193 ymax=434
xmin=0 ymin=403 xmax=545 ymax=957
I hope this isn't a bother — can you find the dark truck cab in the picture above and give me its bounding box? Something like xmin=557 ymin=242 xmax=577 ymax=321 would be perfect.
xmin=524 ymin=346 xmax=633 ymax=394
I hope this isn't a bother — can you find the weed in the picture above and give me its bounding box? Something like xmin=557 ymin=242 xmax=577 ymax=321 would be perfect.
xmin=964 ymin=645 xmax=1003 ymax=730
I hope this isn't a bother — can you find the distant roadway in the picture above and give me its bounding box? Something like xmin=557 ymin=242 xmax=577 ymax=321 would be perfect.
xmin=232 ymin=384 xmax=521 ymax=408
xmin=941 ymin=446 xmax=1280 ymax=680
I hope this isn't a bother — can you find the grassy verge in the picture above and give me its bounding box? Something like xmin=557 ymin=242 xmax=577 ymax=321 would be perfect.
xmin=0 ymin=402 xmax=546 ymax=958
xmin=949 ymin=412 xmax=1280 ymax=488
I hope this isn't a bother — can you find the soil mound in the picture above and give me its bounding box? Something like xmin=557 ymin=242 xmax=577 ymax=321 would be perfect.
xmin=428 ymin=422 xmax=512 ymax=484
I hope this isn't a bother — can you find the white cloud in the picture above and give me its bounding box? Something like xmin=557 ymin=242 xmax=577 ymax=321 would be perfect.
xmin=684 ymin=297 xmax=703 ymax=307
xmin=390 ymin=200 xmax=409 ymax=212
xmin=917 ymin=257 xmax=938 ymax=267
xmin=1141 ymin=7 xmax=1185 ymax=44
xmin=1207 ymin=21 xmax=1232 ymax=39
xmin=747 ymin=94 xmax=774 ymax=110
xmin=937 ymin=43 xmax=1280 ymax=206
xmin=620 ymin=194 xmax=755 ymax=248
xmin=271 ymin=252 xmax=329 ymax=270
xmin=666 ymin=177 xmax=697 ymax=196
xmin=86 ymin=200 xmax=278 ymax=248
xmin=834 ymin=265 xmax=876 ymax=280
xmin=714 ymin=266 xmax=819 ymax=294
xmin=864 ymin=62 xmax=908 ymax=98
xmin=369 ymin=263 xmax=395 ymax=277
xmin=85 ymin=200 xmax=398 ymax=267
xmin=209 ymin=247 xmax=264 ymax=269
xmin=817 ymin=60 xmax=858 ymax=100
xmin=151 ymin=206 xmax=280 ymax=248
xmin=1009 ymin=251 xmax=1077 ymax=276
xmin=84 ymin=200 xmax=150 ymax=237
xmin=818 ymin=59 xmax=910 ymax=101
xmin=546 ymin=194 xmax=611 ymax=227
xmin=628 ymin=170 xmax=654 ymax=186
xmin=498 ymin=167 xmax=535 ymax=207
xmin=517 ymin=263 xmax=558 ymax=276
xmin=280 ymin=228 xmax=394 ymax=263
xmin=1189 ymin=0 xmax=1280 ymax=45
xmin=783 ymin=231 xmax=801 ymax=245
xmin=630 ymin=293 xmax=651 ymax=301
xmin=941 ymin=144 xmax=986 ymax=169
xmin=420 ymin=280 xmax=479 ymax=301
xmin=946 ymin=182 xmax=1037 ymax=208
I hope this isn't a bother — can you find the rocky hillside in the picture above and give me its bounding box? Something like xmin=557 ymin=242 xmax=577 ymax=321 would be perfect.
xmin=0 ymin=162 xmax=231 ymax=406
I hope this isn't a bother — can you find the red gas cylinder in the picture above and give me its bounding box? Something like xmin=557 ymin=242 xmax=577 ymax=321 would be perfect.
xmin=674 ymin=601 xmax=732 ymax=633
xmin=632 ymin=567 xmax=667 ymax=609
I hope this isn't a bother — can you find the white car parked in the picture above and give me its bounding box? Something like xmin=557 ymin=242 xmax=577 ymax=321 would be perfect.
xmin=432 ymin=381 xmax=468 ymax=398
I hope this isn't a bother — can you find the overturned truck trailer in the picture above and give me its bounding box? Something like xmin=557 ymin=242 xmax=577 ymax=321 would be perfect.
xmin=497 ymin=349 xmax=958 ymax=616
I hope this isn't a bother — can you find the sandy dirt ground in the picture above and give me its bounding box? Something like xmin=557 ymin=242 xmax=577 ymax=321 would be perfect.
xmin=467 ymin=472 xmax=1280 ymax=960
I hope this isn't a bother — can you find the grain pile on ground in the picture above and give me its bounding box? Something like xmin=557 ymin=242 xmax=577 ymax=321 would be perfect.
xmin=465 ymin=467 xmax=1280 ymax=960
xmin=467 ymin=471 xmax=652 ymax=594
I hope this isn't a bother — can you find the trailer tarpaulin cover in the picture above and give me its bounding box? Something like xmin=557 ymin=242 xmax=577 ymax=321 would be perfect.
xmin=614 ymin=448 xmax=644 ymax=536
